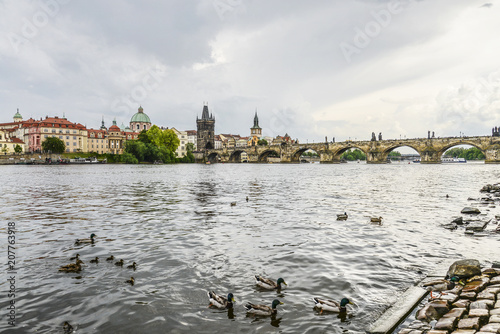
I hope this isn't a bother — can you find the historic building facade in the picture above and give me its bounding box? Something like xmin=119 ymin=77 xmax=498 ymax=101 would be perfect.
xmin=196 ymin=103 xmax=215 ymax=150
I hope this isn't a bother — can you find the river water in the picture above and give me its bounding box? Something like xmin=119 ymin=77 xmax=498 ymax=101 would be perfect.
xmin=1 ymin=162 xmax=499 ymax=334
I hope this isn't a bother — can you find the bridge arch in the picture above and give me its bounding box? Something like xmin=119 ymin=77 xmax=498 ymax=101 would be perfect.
xmin=207 ymin=152 xmax=220 ymax=163
xmin=380 ymin=144 xmax=422 ymax=162
xmin=290 ymin=147 xmax=322 ymax=163
xmin=258 ymin=149 xmax=280 ymax=162
xmin=229 ymin=150 xmax=247 ymax=163
xmin=438 ymin=141 xmax=486 ymax=158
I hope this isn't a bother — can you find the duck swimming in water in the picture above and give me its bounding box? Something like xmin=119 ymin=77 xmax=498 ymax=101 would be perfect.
xmin=127 ymin=262 xmax=137 ymax=270
xmin=59 ymin=259 xmax=84 ymax=273
xmin=313 ymin=297 xmax=353 ymax=313
xmin=106 ymin=255 xmax=114 ymax=261
xmin=75 ymin=233 xmax=96 ymax=245
xmin=337 ymin=212 xmax=348 ymax=221
xmin=207 ymin=291 xmax=235 ymax=309
xmin=244 ymin=299 xmax=283 ymax=316
xmin=254 ymin=275 xmax=287 ymax=290
xmin=115 ymin=259 xmax=124 ymax=266
xmin=125 ymin=277 xmax=135 ymax=285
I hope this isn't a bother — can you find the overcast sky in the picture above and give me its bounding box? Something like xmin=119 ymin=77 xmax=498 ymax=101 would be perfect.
xmin=1 ymin=0 xmax=499 ymax=143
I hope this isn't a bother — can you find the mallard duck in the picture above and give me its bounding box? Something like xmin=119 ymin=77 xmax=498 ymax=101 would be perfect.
xmin=127 ymin=262 xmax=137 ymax=269
xmin=337 ymin=212 xmax=348 ymax=221
xmin=370 ymin=217 xmax=382 ymax=223
xmin=244 ymin=299 xmax=283 ymax=315
xmin=69 ymin=254 xmax=80 ymax=261
xmin=207 ymin=291 xmax=235 ymax=309
xmin=106 ymin=255 xmax=114 ymax=261
xmin=75 ymin=233 xmax=96 ymax=245
xmin=313 ymin=297 xmax=353 ymax=313
xmin=63 ymin=321 xmax=74 ymax=334
xmin=125 ymin=277 xmax=135 ymax=285
xmin=59 ymin=259 xmax=84 ymax=273
xmin=90 ymin=257 xmax=99 ymax=264
xmin=255 ymin=275 xmax=287 ymax=290
xmin=423 ymin=276 xmax=461 ymax=298
xmin=230 ymin=202 xmax=237 ymax=207
xmin=115 ymin=259 xmax=124 ymax=266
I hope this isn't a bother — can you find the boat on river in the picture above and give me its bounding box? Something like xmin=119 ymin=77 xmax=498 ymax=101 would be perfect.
xmin=441 ymin=158 xmax=466 ymax=163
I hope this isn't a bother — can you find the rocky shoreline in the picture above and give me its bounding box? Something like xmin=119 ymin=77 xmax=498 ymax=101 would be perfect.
xmin=396 ymin=261 xmax=500 ymax=333
xmin=394 ymin=183 xmax=500 ymax=333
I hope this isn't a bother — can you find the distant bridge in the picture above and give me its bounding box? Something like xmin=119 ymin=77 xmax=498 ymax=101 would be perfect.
xmin=196 ymin=135 xmax=500 ymax=164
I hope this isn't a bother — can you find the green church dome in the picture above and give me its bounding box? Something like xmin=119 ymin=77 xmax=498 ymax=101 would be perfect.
xmin=130 ymin=106 xmax=151 ymax=123
xmin=14 ymin=110 xmax=22 ymax=119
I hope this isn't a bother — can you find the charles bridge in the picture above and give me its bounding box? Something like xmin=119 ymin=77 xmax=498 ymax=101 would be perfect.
xmin=196 ymin=135 xmax=500 ymax=164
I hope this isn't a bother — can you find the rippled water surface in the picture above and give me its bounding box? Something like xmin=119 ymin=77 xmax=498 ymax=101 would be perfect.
xmin=1 ymin=162 xmax=500 ymax=333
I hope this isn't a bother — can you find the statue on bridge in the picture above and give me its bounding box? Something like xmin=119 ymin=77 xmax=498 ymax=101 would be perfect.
xmin=371 ymin=132 xmax=376 ymax=141
xmin=378 ymin=132 xmax=382 ymax=141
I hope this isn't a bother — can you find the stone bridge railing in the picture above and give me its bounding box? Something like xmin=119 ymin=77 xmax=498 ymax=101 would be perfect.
xmin=195 ymin=136 xmax=500 ymax=164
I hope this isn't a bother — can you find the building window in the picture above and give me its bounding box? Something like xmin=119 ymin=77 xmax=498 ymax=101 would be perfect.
xmin=73 ymin=130 xmax=77 ymax=134
xmin=73 ymin=136 xmax=76 ymax=139
xmin=66 ymin=136 xmax=69 ymax=139
xmin=44 ymin=129 xmax=48 ymax=132
xmin=73 ymin=142 xmax=76 ymax=146
xmin=66 ymin=130 xmax=69 ymax=133
xmin=59 ymin=136 xmax=62 ymax=139
xmin=66 ymin=142 xmax=69 ymax=146
xmin=52 ymin=129 xmax=56 ymax=133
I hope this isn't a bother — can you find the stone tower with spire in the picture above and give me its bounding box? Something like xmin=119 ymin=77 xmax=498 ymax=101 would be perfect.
xmin=251 ymin=111 xmax=262 ymax=139
xmin=196 ymin=103 xmax=215 ymax=150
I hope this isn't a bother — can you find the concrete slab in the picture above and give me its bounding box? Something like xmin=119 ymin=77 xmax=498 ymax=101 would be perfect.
xmin=367 ymin=286 xmax=428 ymax=334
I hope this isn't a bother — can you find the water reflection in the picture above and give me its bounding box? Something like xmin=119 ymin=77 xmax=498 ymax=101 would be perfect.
xmin=1 ymin=163 xmax=500 ymax=333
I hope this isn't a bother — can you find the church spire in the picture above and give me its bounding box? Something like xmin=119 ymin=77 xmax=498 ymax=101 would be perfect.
xmin=253 ymin=110 xmax=259 ymax=128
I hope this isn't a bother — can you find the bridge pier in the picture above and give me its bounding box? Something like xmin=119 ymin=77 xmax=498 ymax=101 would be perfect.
xmin=419 ymin=148 xmax=441 ymax=164
xmin=366 ymin=150 xmax=388 ymax=164
xmin=484 ymin=145 xmax=500 ymax=163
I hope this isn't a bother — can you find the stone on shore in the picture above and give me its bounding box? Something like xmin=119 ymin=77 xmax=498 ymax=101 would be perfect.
xmin=448 ymin=259 xmax=482 ymax=279
xmin=461 ymin=207 xmax=481 ymax=214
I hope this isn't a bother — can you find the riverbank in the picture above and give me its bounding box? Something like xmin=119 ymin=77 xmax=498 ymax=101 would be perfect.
xmin=372 ymin=182 xmax=500 ymax=333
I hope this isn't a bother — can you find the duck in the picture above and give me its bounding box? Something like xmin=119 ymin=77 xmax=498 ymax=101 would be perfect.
xmin=115 ymin=259 xmax=124 ymax=266
xmin=127 ymin=262 xmax=137 ymax=270
xmin=207 ymin=291 xmax=235 ymax=309
xmin=313 ymin=297 xmax=353 ymax=313
xmin=246 ymin=196 xmax=249 ymax=202
xmin=63 ymin=321 xmax=74 ymax=334
xmin=59 ymin=259 xmax=84 ymax=273
xmin=370 ymin=217 xmax=383 ymax=224
xmin=337 ymin=212 xmax=348 ymax=221
xmin=254 ymin=275 xmax=287 ymax=290
xmin=89 ymin=257 xmax=99 ymax=264
xmin=125 ymin=277 xmax=135 ymax=285
xmin=75 ymin=233 xmax=96 ymax=245
xmin=244 ymin=299 xmax=283 ymax=316
xmin=230 ymin=202 xmax=237 ymax=207
xmin=423 ymin=276 xmax=461 ymax=298
xmin=106 ymin=255 xmax=114 ymax=261
xmin=69 ymin=254 xmax=80 ymax=261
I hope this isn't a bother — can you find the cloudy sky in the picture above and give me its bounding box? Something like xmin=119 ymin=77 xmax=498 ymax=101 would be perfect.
xmin=1 ymin=0 xmax=499 ymax=143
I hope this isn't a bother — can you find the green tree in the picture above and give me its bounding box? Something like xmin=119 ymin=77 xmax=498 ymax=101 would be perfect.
xmin=257 ymin=138 xmax=268 ymax=146
xmin=186 ymin=142 xmax=194 ymax=152
xmin=341 ymin=149 xmax=366 ymax=161
xmin=444 ymin=147 xmax=485 ymax=160
xmin=42 ymin=137 xmax=65 ymax=153
xmin=14 ymin=144 xmax=22 ymax=153
xmin=1 ymin=145 xmax=8 ymax=154
xmin=161 ymin=129 xmax=180 ymax=152
xmin=125 ymin=140 xmax=147 ymax=161
xmin=121 ymin=152 xmax=138 ymax=164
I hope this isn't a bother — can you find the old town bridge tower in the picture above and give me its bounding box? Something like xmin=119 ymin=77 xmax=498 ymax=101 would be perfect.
xmin=196 ymin=103 xmax=215 ymax=150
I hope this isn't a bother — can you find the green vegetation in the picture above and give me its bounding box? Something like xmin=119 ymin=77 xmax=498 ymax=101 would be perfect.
xmin=178 ymin=142 xmax=195 ymax=163
xmin=1 ymin=146 xmax=8 ymax=154
xmin=14 ymin=144 xmax=22 ymax=153
xmin=42 ymin=137 xmax=65 ymax=153
xmin=124 ymin=125 xmax=180 ymax=164
xmin=340 ymin=149 xmax=366 ymax=161
xmin=444 ymin=147 xmax=485 ymax=160
xmin=388 ymin=150 xmax=402 ymax=160
xmin=257 ymin=139 xmax=268 ymax=146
